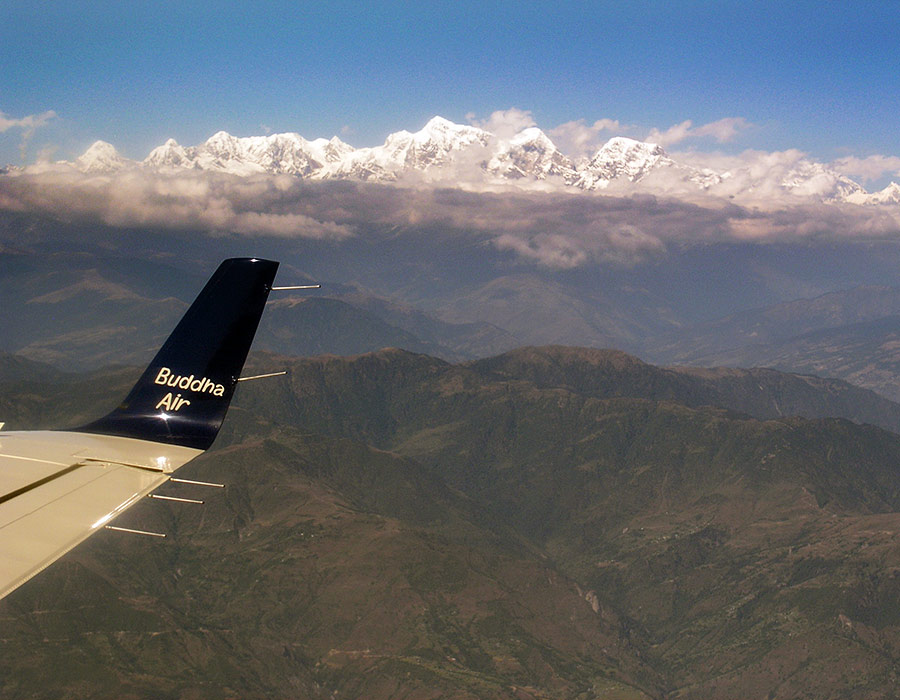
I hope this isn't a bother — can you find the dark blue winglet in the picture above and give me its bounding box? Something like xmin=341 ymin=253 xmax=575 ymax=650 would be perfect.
xmin=77 ymin=258 xmax=279 ymax=450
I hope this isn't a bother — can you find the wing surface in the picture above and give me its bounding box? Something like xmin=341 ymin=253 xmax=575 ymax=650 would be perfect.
xmin=0 ymin=257 xmax=280 ymax=600
xmin=0 ymin=431 xmax=200 ymax=599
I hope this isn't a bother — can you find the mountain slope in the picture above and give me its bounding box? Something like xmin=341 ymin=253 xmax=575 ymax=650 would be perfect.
xmin=6 ymin=347 xmax=900 ymax=697
xmin=246 ymin=348 xmax=900 ymax=698
xmin=0 ymin=357 xmax=662 ymax=699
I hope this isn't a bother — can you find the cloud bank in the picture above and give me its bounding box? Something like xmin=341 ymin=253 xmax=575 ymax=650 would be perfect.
xmin=0 ymin=166 xmax=353 ymax=239
xmin=3 ymin=161 xmax=899 ymax=270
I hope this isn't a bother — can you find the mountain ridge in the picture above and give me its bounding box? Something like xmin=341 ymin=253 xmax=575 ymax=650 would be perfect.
xmin=7 ymin=345 xmax=900 ymax=697
xmin=52 ymin=116 xmax=898 ymax=206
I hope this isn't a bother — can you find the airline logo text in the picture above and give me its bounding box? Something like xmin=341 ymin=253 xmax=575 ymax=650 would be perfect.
xmin=153 ymin=366 xmax=226 ymax=412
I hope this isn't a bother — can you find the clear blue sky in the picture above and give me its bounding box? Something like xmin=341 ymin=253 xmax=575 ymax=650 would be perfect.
xmin=1 ymin=0 xmax=898 ymax=165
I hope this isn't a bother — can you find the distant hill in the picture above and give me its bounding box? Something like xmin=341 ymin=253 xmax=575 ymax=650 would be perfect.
xmin=666 ymin=315 xmax=900 ymax=403
xmin=652 ymin=286 xmax=900 ymax=402
xmin=471 ymin=346 xmax=900 ymax=433
xmin=436 ymin=273 xmax=679 ymax=352
xmin=8 ymin=235 xmax=900 ymax=405
xmin=0 ymin=251 xmax=521 ymax=369
xmin=260 ymin=295 xmax=522 ymax=361
xmin=260 ymin=296 xmax=450 ymax=358
xmin=0 ymin=351 xmax=64 ymax=384
xmin=7 ymin=347 xmax=900 ymax=697
xmin=655 ymin=285 xmax=900 ymax=358
xmin=330 ymin=290 xmax=521 ymax=359
xmin=0 ymin=253 xmax=192 ymax=369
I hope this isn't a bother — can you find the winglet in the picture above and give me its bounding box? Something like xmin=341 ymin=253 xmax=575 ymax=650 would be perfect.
xmin=76 ymin=258 xmax=279 ymax=450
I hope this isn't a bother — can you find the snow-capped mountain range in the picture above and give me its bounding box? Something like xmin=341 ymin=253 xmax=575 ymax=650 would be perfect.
xmin=65 ymin=116 xmax=899 ymax=206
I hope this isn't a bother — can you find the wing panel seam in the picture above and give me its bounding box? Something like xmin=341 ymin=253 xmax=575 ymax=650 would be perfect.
xmin=0 ymin=462 xmax=84 ymax=506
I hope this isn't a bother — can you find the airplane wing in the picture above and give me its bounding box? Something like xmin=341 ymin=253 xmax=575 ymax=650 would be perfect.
xmin=0 ymin=257 xmax=279 ymax=600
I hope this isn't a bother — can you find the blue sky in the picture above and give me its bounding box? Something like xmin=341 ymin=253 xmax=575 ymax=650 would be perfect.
xmin=1 ymin=0 xmax=898 ymax=167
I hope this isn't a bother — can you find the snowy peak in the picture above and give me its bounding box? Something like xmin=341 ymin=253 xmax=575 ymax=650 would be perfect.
xmin=418 ymin=115 xmax=489 ymax=145
xmin=873 ymin=182 xmax=900 ymax=204
xmin=195 ymin=131 xmax=268 ymax=174
xmin=423 ymin=115 xmax=462 ymax=131
xmin=845 ymin=181 xmax=900 ymax=206
xmin=324 ymin=117 xmax=493 ymax=181
xmin=596 ymin=137 xmax=666 ymax=161
xmin=74 ymin=141 xmax=134 ymax=173
xmin=239 ymin=133 xmax=322 ymax=176
xmin=307 ymin=136 xmax=354 ymax=164
xmin=592 ymin=137 xmax=668 ymax=179
xmin=780 ymin=159 xmax=865 ymax=202
xmin=569 ymin=137 xmax=670 ymax=190
xmin=144 ymin=139 xmax=193 ymax=169
xmin=487 ymin=127 xmax=577 ymax=182
xmin=204 ymin=130 xmax=240 ymax=154
xmin=59 ymin=115 xmax=895 ymax=208
xmin=383 ymin=117 xmax=491 ymax=169
xmin=144 ymin=131 xmax=329 ymax=176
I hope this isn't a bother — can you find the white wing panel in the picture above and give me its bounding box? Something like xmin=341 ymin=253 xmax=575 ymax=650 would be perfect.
xmin=0 ymin=431 xmax=202 ymax=599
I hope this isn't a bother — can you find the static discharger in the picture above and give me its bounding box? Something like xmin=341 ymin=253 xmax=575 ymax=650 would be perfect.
xmin=170 ymin=477 xmax=224 ymax=488
xmin=251 ymin=283 xmax=315 ymax=383
xmin=237 ymin=371 xmax=287 ymax=382
xmin=104 ymin=525 xmax=166 ymax=538
xmin=106 ymin=479 xmax=216 ymax=541
xmin=149 ymin=493 xmax=204 ymax=504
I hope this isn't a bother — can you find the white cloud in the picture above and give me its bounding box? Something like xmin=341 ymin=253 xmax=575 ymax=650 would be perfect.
xmin=492 ymin=218 xmax=668 ymax=269
xmin=548 ymin=118 xmax=626 ymax=158
xmin=647 ymin=117 xmax=751 ymax=147
xmin=3 ymin=163 xmax=900 ymax=268
xmin=494 ymin=233 xmax=590 ymax=268
xmin=691 ymin=117 xmax=751 ymax=143
xmin=0 ymin=109 xmax=57 ymax=161
xmin=468 ymin=108 xmax=537 ymax=139
xmin=647 ymin=120 xmax=693 ymax=147
xmin=0 ymin=109 xmax=57 ymax=134
xmin=661 ymin=147 xmax=872 ymax=207
xmin=831 ymin=155 xmax=900 ymax=183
